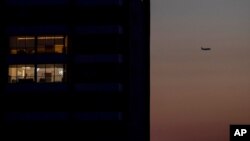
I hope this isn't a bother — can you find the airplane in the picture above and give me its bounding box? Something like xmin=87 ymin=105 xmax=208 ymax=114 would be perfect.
xmin=201 ymin=46 xmax=211 ymax=51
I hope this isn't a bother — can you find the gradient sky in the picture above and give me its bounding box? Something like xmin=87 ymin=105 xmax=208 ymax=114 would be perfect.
xmin=151 ymin=0 xmax=250 ymax=141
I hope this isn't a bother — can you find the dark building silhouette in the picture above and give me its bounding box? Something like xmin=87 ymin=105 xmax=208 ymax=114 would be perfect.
xmin=0 ymin=0 xmax=149 ymax=141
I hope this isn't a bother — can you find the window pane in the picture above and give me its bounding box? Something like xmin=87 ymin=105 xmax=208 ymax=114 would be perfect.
xmin=37 ymin=37 xmax=45 ymax=54
xmin=55 ymin=64 xmax=64 ymax=82
xmin=9 ymin=64 xmax=66 ymax=83
xmin=45 ymin=64 xmax=55 ymax=83
xmin=10 ymin=36 xmax=35 ymax=54
xmin=55 ymin=37 xmax=64 ymax=53
xmin=45 ymin=38 xmax=54 ymax=53
xmin=25 ymin=65 xmax=35 ymax=81
xmin=37 ymin=64 xmax=46 ymax=83
xmin=9 ymin=35 xmax=67 ymax=54
xmin=9 ymin=65 xmax=17 ymax=83
xmin=9 ymin=64 xmax=35 ymax=83
xmin=16 ymin=65 xmax=24 ymax=82
xmin=17 ymin=37 xmax=26 ymax=48
xmin=37 ymin=35 xmax=66 ymax=54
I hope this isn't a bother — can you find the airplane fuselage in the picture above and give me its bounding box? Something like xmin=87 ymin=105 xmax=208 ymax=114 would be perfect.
xmin=201 ymin=47 xmax=211 ymax=50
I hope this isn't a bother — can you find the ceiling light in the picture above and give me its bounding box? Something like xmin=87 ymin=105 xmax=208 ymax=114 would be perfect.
xmin=17 ymin=37 xmax=35 ymax=40
xmin=38 ymin=36 xmax=64 ymax=40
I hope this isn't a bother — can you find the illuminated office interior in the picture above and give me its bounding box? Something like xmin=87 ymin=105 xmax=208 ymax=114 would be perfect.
xmin=9 ymin=35 xmax=67 ymax=54
xmin=8 ymin=64 xmax=66 ymax=83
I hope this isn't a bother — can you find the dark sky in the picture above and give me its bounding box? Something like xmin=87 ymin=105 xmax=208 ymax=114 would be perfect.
xmin=151 ymin=0 xmax=250 ymax=141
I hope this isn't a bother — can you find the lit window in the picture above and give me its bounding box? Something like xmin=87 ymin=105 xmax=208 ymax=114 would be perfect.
xmin=8 ymin=64 xmax=35 ymax=83
xmin=37 ymin=64 xmax=65 ymax=83
xmin=37 ymin=64 xmax=66 ymax=83
xmin=10 ymin=36 xmax=35 ymax=54
xmin=55 ymin=64 xmax=66 ymax=82
xmin=37 ymin=64 xmax=54 ymax=83
xmin=9 ymin=64 xmax=66 ymax=83
xmin=37 ymin=36 xmax=67 ymax=54
xmin=10 ymin=35 xmax=67 ymax=54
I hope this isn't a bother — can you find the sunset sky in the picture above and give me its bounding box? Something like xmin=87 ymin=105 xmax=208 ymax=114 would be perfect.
xmin=151 ymin=0 xmax=250 ymax=141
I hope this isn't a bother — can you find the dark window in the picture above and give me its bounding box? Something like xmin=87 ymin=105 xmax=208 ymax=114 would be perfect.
xmin=76 ymin=0 xmax=123 ymax=6
xmin=75 ymin=25 xmax=123 ymax=35
xmin=74 ymin=112 xmax=123 ymax=120
xmin=6 ymin=0 xmax=67 ymax=6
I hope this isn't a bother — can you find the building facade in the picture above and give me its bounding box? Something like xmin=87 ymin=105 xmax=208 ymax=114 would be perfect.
xmin=0 ymin=0 xmax=149 ymax=141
